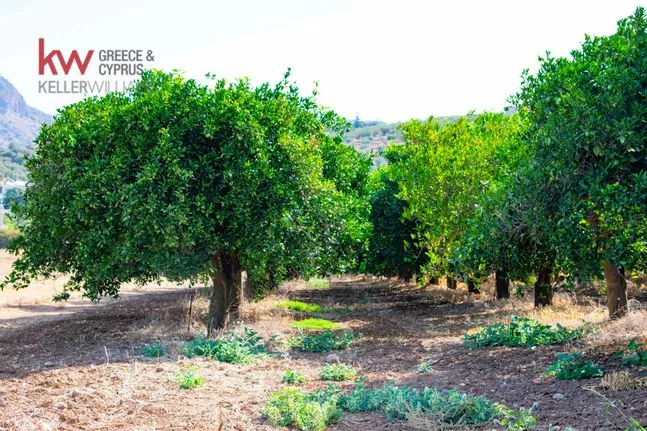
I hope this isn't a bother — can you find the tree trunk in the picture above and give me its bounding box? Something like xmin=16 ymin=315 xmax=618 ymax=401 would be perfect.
xmin=495 ymin=269 xmax=509 ymax=299
xmin=604 ymin=261 xmax=628 ymax=319
xmin=207 ymin=250 xmax=242 ymax=335
xmin=534 ymin=266 xmax=553 ymax=307
xmin=467 ymin=279 xmax=480 ymax=294
xmin=429 ymin=277 xmax=439 ymax=286
xmin=446 ymin=277 xmax=457 ymax=290
xmin=398 ymin=263 xmax=412 ymax=282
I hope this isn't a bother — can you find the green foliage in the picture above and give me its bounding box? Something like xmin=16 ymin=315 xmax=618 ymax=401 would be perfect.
xmin=365 ymin=166 xmax=426 ymax=279
xmin=292 ymin=318 xmax=340 ymax=331
xmin=174 ymin=367 xmax=203 ymax=389
xmin=514 ymin=8 xmax=647 ymax=282
xmin=182 ymin=328 xmax=266 ymax=364
xmin=626 ymin=418 xmax=646 ymax=431
xmin=261 ymin=386 xmax=342 ymax=431
xmin=140 ymin=344 xmax=165 ymax=358
xmin=464 ymin=316 xmax=586 ymax=348
xmin=339 ymin=379 xmax=497 ymax=424
xmin=281 ymin=369 xmax=307 ymax=384
xmin=2 ymin=69 xmax=369 ymax=314
xmin=546 ymin=353 xmax=604 ymax=380
xmin=417 ymin=360 xmax=434 ymax=373
xmin=305 ymin=278 xmax=330 ymax=289
xmin=276 ymin=300 xmax=325 ymax=313
xmin=495 ymin=404 xmax=538 ymax=430
xmin=319 ymin=363 xmax=357 ymax=381
xmin=290 ymin=330 xmax=356 ymax=352
xmin=612 ymin=339 xmax=647 ymax=367
xmin=3 ymin=188 xmax=24 ymax=210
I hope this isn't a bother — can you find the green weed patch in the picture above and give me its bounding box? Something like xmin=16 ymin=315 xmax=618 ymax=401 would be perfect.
xmin=182 ymin=327 xmax=266 ymax=364
xmin=290 ymin=330 xmax=357 ymax=352
xmin=464 ymin=316 xmax=587 ymax=348
xmin=140 ymin=344 xmax=165 ymax=358
xmin=319 ymin=364 xmax=356 ymax=381
xmin=546 ymin=353 xmax=604 ymax=380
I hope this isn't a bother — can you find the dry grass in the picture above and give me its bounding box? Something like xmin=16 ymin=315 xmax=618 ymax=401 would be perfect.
xmin=596 ymin=371 xmax=647 ymax=392
xmin=589 ymin=310 xmax=647 ymax=350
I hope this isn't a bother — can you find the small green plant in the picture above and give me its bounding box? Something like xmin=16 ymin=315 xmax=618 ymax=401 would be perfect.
xmin=612 ymin=339 xmax=647 ymax=367
xmin=496 ymin=404 xmax=537 ymax=430
xmin=319 ymin=363 xmax=357 ymax=381
xmin=140 ymin=344 xmax=165 ymax=358
xmin=277 ymin=300 xmax=325 ymax=313
xmin=261 ymin=386 xmax=342 ymax=431
xmin=305 ymin=278 xmax=330 ymax=289
xmin=464 ymin=316 xmax=587 ymax=348
xmin=417 ymin=360 xmax=434 ymax=373
xmin=290 ymin=330 xmax=357 ymax=353
xmin=182 ymin=327 xmax=266 ymax=364
xmin=546 ymin=352 xmax=604 ymax=380
xmin=174 ymin=367 xmax=203 ymax=389
xmin=292 ymin=318 xmax=340 ymax=331
xmin=282 ymin=369 xmax=307 ymax=384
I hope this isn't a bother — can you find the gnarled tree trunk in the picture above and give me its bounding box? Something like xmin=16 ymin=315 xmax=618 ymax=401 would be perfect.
xmin=604 ymin=261 xmax=628 ymax=319
xmin=534 ymin=266 xmax=553 ymax=307
xmin=446 ymin=277 xmax=457 ymax=290
xmin=207 ymin=249 xmax=242 ymax=335
xmin=467 ymin=279 xmax=480 ymax=294
xmin=495 ymin=269 xmax=510 ymax=299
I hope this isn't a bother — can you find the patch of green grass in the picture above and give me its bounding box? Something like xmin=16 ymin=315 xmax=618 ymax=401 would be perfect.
xmin=261 ymin=386 xmax=342 ymax=431
xmin=282 ymin=369 xmax=307 ymax=384
xmin=546 ymin=352 xmax=604 ymax=380
xmin=140 ymin=344 xmax=165 ymax=358
xmin=290 ymin=330 xmax=357 ymax=353
xmin=277 ymin=300 xmax=325 ymax=313
xmin=182 ymin=327 xmax=266 ymax=364
xmin=319 ymin=364 xmax=357 ymax=381
xmin=292 ymin=318 xmax=340 ymax=331
xmin=417 ymin=360 xmax=434 ymax=373
xmin=464 ymin=316 xmax=587 ymax=348
xmin=612 ymin=339 xmax=647 ymax=367
xmin=174 ymin=367 xmax=203 ymax=389
xmin=305 ymin=278 xmax=330 ymax=289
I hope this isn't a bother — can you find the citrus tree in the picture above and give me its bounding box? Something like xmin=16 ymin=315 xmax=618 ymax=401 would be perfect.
xmin=515 ymin=7 xmax=647 ymax=317
xmin=2 ymin=70 xmax=368 ymax=331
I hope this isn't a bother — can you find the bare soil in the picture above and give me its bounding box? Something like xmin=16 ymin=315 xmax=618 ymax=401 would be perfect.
xmin=0 ymin=256 xmax=645 ymax=430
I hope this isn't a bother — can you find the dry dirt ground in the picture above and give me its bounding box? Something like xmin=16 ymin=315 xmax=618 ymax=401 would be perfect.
xmin=0 ymin=252 xmax=646 ymax=430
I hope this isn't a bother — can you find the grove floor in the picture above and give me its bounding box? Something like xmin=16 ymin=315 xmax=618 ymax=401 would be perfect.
xmin=0 ymin=265 xmax=645 ymax=430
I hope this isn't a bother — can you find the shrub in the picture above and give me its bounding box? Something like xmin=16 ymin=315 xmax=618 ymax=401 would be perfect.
xmin=319 ymin=364 xmax=357 ymax=381
xmin=282 ymin=369 xmax=307 ymax=384
xmin=182 ymin=327 xmax=266 ymax=364
xmin=174 ymin=368 xmax=203 ymax=389
xmin=290 ymin=330 xmax=356 ymax=352
xmin=292 ymin=318 xmax=340 ymax=331
xmin=417 ymin=360 xmax=434 ymax=373
xmin=305 ymin=278 xmax=330 ymax=289
xmin=261 ymin=386 xmax=342 ymax=431
xmin=464 ymin=316 xmax=587 ymax=348
xmin=277 ymin=300 xmax=325 ymax=313
xmin=140 ymin=344 xmax=165 ymax=358
xmin=496 ymin=404 xmax=537 ymax=430
xmin=546 ymin=353 xmax=604 ymax=380
xmin=612 ymin=339 xmax=647 ymax=367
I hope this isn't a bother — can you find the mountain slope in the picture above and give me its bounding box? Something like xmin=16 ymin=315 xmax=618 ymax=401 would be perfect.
xmin=0 ymin=76 xmax=51 ymax=180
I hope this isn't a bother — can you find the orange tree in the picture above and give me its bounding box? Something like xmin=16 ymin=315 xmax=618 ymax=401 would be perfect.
xmin=514 ymin=8 xmax=647 ymax=317
xmin=2 ymin=70 xmax=370 ymax=331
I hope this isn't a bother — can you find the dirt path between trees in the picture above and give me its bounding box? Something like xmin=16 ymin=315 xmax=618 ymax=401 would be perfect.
xmin=0 ymin=274 xmax=645 ymax=430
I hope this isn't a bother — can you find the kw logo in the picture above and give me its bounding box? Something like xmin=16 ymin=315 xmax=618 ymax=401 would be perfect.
xmin=38 ymin=38 xmax=94 ymax=75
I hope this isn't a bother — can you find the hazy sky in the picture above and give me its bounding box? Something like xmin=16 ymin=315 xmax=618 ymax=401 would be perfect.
xmin=0 ymin=0 xmax=641 ymax=122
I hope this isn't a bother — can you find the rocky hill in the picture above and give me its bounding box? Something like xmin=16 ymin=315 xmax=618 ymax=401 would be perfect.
xmin=0 ymin=76 xmax=51 ymax=180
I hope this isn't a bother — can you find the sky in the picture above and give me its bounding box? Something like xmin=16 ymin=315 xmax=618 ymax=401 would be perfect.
xmin=0 ymin=0 xmax=642 ymax=122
